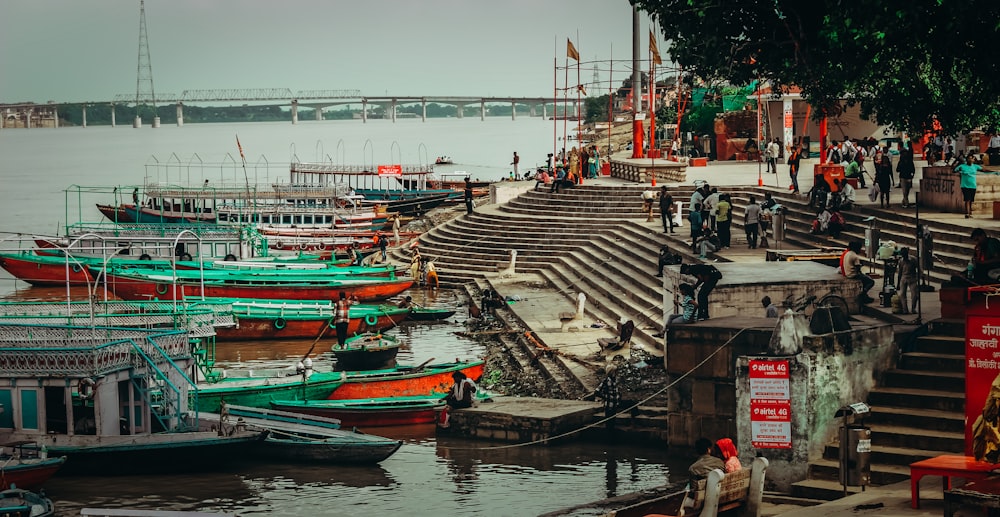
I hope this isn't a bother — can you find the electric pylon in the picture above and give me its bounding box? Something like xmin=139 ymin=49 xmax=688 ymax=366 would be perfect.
xmin=134 ymin=0 xmax=159 ymax=128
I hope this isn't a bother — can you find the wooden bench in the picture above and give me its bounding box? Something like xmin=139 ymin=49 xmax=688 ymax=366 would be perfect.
xmin=910 ymin=455 xmax=1000 ymax=509
xmin=608 ymin=457 xmax=768 ymax=517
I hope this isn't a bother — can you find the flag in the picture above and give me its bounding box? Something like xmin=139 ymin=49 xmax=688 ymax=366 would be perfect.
xmin=236 ymin=135 xmax=245 ymax=160
xmin=649 ymin=30 xmax=662 ymax=65
xmin=567 ymin=38 xmax=579 ymax=61
xmin=577 ymin=84 xmax=587 ymax=96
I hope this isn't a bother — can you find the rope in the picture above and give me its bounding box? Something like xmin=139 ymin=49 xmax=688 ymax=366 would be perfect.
xmin=441 ymin=328 xmax=747 ymax=451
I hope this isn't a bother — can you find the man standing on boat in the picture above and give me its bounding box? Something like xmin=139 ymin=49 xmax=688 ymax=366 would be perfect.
xmin=511 ymin=152 xmax=520 ymax=177
xmin=335 ymin=291 xmax=351 ymax=346
xmin=464 ymin=177 xmax=474 ymax=215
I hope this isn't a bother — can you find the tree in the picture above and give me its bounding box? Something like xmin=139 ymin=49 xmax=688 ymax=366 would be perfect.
xmin=633 ymin=0 xmax=1000 ymax=135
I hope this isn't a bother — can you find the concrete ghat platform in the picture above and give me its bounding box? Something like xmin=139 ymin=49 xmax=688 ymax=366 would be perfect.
xmin=445 ymin=396 xmax=601 ymax=444
xmin=663 ymin=261 xmax=863 ymax=317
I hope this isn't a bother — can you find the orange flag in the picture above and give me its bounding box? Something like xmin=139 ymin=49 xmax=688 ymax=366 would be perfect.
xmin=567 ymin=38 xmax=580 ymax=61
xmin=236 ymin=135 xmax=245 ymax=160
xmin=649 ymin=30 xmax=662 ymax=65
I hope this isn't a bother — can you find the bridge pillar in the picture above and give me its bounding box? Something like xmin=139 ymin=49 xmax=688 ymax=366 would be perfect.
xmin=82 ymin=106 xmax=87 ymax=128
xmin=110 ymin=104 xmax=116 ymax=127
xmin=421 ymin=98 xmax=426 ymax=122
xmin=176 ymin=102 xmax=184 ymax=127
xmin=481 ymin=100 xmax=486 ymax=121
xmin=316 ymin=106 xmax=323 ymax=121
xmin=391 ymin=99 xmax=397 ymax=122
xmin=133 ymin=115 xmax=142 ymax=129
xmin=456 ymin=103 xmax=464 ymax=119
xmin=152 ymin=114 xmax=160 ymax=128
xmin=362 ymin=99 xmax=367 ymax=123
xmin=53 ymin=107 xmax=58 ymax=128
xmin=511 ymin=101 xmax=516 ymax=121
xmin=26 ymin=109 xmax=31 ymax=129
xmin=291 ymin=100 xmax=299 ymax=124
xmin=542 ymin=103 xmax=547 ymax=120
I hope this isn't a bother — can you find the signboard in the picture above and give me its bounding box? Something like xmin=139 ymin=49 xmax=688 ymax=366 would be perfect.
xmin=783 ymin=98 xmax=794 ymax=158
xmin=750 ymin=359 xmax=792 ymax=449
xmin=378 ymin=165 xmax=402 ymax=178
xmin=965 ymin=315 xmax=1000 ymax=456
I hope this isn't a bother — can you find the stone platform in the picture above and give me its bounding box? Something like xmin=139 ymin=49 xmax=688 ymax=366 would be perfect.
xmin=609 ymin=155 xmax=687 ymax=184
xmin=444 ymin=396 xmax=601 ymax=444
xmin=920 ymin=165 xmax=1000 ymax=214
xmin=662 ymin=261 xmax=863 ymax=319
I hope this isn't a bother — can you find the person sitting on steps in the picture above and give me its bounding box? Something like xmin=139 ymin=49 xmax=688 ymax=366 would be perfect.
xmin=843 ymin=239 xmax=875 ymax=303
xmin=654 ymin=283 xmax=697 ymax=338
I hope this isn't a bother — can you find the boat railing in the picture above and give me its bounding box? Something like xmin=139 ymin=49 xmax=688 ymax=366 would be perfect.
xmin=129 ymin=335 xmax=201 ymax=432
xmin=291 ymin=162 xmax=434 ymax=175
xmin=62 ymin=222 xmax=245 ymax=238
xmin=0 ymin=325 xmax=189 ymax=376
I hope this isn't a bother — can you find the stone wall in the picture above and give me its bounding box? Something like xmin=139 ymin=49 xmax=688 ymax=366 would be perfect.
xmin=734 ymin=322 xmax=896 ymax=492
xmin=610 ymin=160 xmax=687 ymax=184
xmin=920 ymin=165 xmax=1000 ymax=214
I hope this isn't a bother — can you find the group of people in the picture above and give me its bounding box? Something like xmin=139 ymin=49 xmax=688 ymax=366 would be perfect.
xmin=826 ymin=137 xmax=917 ymax=209
xmin=408 ymin=246 xmax=439 ymax=289
xmin=655 ymin=263 xmax=724 ymax=335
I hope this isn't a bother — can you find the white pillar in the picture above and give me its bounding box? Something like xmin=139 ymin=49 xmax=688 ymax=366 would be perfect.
xmin=576 ymin=292 xmax=586 ymax=318
xmin=456 ymin=103 xmax=464 ymax=119
xmin=82 ymin=106 xmax=87 ymax=128
xmin=481 ymin=100 xmax=486 ymax=121
xmin=542 ymin=103 xmax=547 ymax=120
xmin=176 ymin=103 xmax=184 ymax=127
xmin=391 ymin=99 xmax=397 ymax=122
xmin=110 ymin=104 xmax=116 ymax=127
xmin=152 ymin=115 xmax=160 ymax=128
xmin=53 ymin=107 xmax=59 ymax=128
xmin=133 ymin=116 xmax=141 ymax=129
xmin=421 ymin=98 xmax=426 ymax=122
xmin=511 ymin=101 xmax=516 ymax=121
xmin=315 ymin=106 xmax=323 ymax=121
xmin=362 ymin=99 xmax=367 ymax=123
xmin=291 ymin=100 xmax=299 ymax=124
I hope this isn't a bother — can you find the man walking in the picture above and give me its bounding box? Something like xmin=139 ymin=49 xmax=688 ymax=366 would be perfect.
xmin=766 ymin=138 xmax=780 ymax=174
xmin=464 ymin=177 xmax=474 ymax=215
xmin=511 ymin=151 xmax=520 ymax=177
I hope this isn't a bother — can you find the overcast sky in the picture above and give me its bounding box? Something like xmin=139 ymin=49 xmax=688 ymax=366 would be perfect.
xmin=1 ymin=0 xmax=660 ymax=104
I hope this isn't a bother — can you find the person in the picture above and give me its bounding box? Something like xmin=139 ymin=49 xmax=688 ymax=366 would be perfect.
xmin=424 ymin=258 xmax=439 ymax=290
xmin=812 ymin=208 xmax=831 ymax=235
xmin=828 ymin=209 xmax=845 ymax=239
xmin=956 ymin=155 xmax=982 ymax=218
xmin=377 ymin=232 xmax=388 ymax=262
xmin=969 ymin=228 xmax=1000 ymax=285
xmin=695 ymin=224 xmax=719 ymax=259
xmin=409 ymin=248 xmax=422 ymax=284
xmin=688 ymin=437 xmax=725 ymax=480
xmin=392 ymin=215 xmax=401 ymax=246
xmin=896 ymin=247 xmax=918 ymax=314
xmin=587 ymin=146 xmax=599 ymax=179
xmin=704 ymin=188 xmax=720 ymax=231
xmin=511 ymin=151 xmax=520 ymax=177
xmin=716 ymin=437 xmax=742 ymax=473
xmin=844 ymin=240 xmax=875 ymax=303
xmin=689 ymin=186 xmax=705 ymax=224
xmin=766 ymin=138 xmax=780 ymax=174
xmin=838 ymin=179 xmax=856 ymax=210
xmin=716 ymin=194 xmax=732 ymax=248
xmin=335 ymin=291 xmax=351 ymax=346
xmin=744 ymin=195 xmax=761 ymax=249
xmin=351 ymin=242 xmax=365 ymax=266
xmin=655 ymin=245 xmax=679 ymax=277
xmin=688 ymin=203 xmax=704 ymax=253
xmin=397 ymin=295 xmax=413 ymax=309
xmin=439 ymin=370 xmax=478 ymax=428
xmin=533 ymin=169 xmax=550 ymax=190
xmin=659 ymin=186 xmax=676 ymax=233
xmin=132 ymin=187 xmax=139 ymax=206
xmin=546 ymin=152 xmax=554 ymax=170
xmin=641 ymin=189 xmax=657 ymax=222
xmin=808 ymin=174 xmax=831 ymax=209
xmin=787 ymin=144 xmax=802 ymax=194
xmin=594 ymin=364 xmax=621 ymax=429
xmin=897 ymin=142 xmax=916 ymax=208
xmin=759 ymin=193 xmax=775 ymax=247
xmin=550 ymin=166 xmax=568 ymax=193
xmin=989 ymin=132 xmax=1000 ymax=166
xmin=682 ymin=263 xmax=723 ymax=320
xmin=658 ymin=283 xmax=697 ymax=334
xmin=763 ymin=296 xmax=779 ymax=318
xmin=699 ymin=183 xmax=712 ymax=223
xmin=464 ymin=177 xmax=474 ymax=215
xmin=875 ymin=150 xmax=893 ymax=208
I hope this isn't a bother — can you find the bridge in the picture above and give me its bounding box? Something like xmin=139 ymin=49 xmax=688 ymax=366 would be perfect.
xmin=1 ymin=88 xmax=573 ymax=129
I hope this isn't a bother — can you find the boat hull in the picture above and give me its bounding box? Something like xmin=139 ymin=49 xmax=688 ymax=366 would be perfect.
xmin=195 ymin=373 xmax=345 ymax=413
xmin=104 ymin=272 xmax=414 ymax=302
xmin=215 ymin=311 xmax=407 ymax=341
xmin=0 ymin=254 xmax=93 ymax=287
xmin=254 ymin=433 xmax=402 ymax=464
xmin=328 ymin=361 xmax=485 ymax=400
xmin=0 ymin=457 xmax=66 ymax=490
xmin=407 ymin=307 xmax=457 ymax=321
xmin=271 ymin=397 xmax=444 ymax=427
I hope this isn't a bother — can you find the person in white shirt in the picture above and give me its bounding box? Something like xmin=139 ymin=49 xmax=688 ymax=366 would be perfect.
xmin=839 ymin=179 xmax=856 ymax=210
xmin=766 ymin=139 xmax=780 ymax=174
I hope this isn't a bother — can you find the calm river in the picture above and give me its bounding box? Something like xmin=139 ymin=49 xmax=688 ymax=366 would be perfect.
xmin=0 ymin=119 xmax=687 ymax=516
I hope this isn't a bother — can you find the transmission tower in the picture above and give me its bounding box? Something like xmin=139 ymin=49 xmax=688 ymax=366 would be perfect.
xmin=134 ymin=0 xmax=159 ymax=127
xmin=591 ymin=57 xmax=601 ymax=93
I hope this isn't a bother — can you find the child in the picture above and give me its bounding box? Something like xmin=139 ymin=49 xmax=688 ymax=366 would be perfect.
xmin=659 ymin=283 xmax=697 ymax=335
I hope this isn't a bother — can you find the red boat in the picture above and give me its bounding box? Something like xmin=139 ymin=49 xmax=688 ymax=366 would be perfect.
xmin=215 ymin=305 xmax=411 ymax=341
xmin=0 ymin=442 xmax=66 ymax=490
xmin=103 ymin=270 xmax=414 ymax=302
xmin=328 ymin=361 xmax=485 ymax=400
xmin=0 ymin=253 xmax=93 ymax=286
xmin=269 ymin=396 xmax=445 ymax=427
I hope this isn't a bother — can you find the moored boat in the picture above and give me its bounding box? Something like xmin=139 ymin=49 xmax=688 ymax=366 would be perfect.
xmin=270 ymin=396 xmax=445 ymax=427
xmin=0 ymin=486 xmax=55 ymax=517
xmin=331 ymin=333 xmax=401 ymax=371
xmin=406 ymin=306 xmax=457 ymax=321
xmin=216 ymin=300 xmax=410 ymax=341
xmin=0 ymin=442 xmax=66 ymax=491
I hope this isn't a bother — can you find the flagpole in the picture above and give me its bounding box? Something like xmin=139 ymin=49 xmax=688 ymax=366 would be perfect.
xmin=563 ymin=44 xmax=570 ymax=160
xmin=553 ymin=54 xmax=558 ymax=171
xmin=576 ymin=30 xmax=582 ymax=166
xmin=607 ymin=43 xmax=613 ymax=166
xmin=649 ymin=49 xmax=656 ymax=158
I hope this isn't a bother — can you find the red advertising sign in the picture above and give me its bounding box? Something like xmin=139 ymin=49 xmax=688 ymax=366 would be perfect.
xmin=750 ymin=359 xmax=792 ymax=449
xmin=377 ymin=165 xmax=402 ymax=177
xmin=965 ymin=315 xmax=1000 ymax=455
xmin=783 ymin=108 xmax=793 ymax=128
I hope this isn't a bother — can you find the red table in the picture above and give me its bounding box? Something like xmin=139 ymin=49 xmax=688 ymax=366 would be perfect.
xmin=910 ymin=455 xmax=1000 ymax=508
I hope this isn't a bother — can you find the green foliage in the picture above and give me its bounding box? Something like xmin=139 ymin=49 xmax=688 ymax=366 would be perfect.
xmin=634 ymin=0 xmax=1000 ymax=134
xmin=585 ymin=94 xmax=612 ymax=123
xmin=683 ymin=105 xmax=724 ymax=136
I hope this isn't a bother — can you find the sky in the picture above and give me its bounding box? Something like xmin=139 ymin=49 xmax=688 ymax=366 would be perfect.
xmin=0 ymin=0 xmax=657 ymax=104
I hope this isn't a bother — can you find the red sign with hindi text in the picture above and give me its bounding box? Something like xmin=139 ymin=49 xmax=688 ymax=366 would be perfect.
xmin=378 ymin=165 xmax=402 ymax=177
xmin=965 ymin=315 xmax=1000 ymax=455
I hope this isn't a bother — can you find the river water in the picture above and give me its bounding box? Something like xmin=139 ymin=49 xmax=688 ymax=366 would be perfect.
xmin=0 ymin=119 xmax=687 ymax=516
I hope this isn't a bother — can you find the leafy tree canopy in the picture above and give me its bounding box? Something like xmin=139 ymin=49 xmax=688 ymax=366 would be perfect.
xmin=633 ymin=0 xmax=1000 ymax=135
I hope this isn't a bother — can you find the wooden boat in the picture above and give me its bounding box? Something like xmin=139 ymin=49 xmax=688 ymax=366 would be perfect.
xmin=358 ymin=191 xmax=452 ymax=217
xmin=195 ymin=360 xmax=484 ymax=413
xmin=209 ymin=405 xmax=402 ymax=464
xmin=435 ymin=156 xmax=454 ymax=165
xmin=0 ymin=487 xmax=55 ymax=517
xmin=99 ymin=262 xmax=399 ymax=280
xmin=216 ymin=300 xmax=410 ymax=341
xmin=0 ymin=442 xmax=66 ymax=491
xmin=331 ymin=333 xmax=401 ymax=371
xmin=270 ymin=396 xmax=445 ymax=427
xmin=406 ymin=306 xmax=457 ymax=321
xmin=102 ymin=268 xmax=414 ymax=302
xmin=34 ymin=221 xmax=256 ymax=261
xmin=96 ymin=202 xmax=134 ymax=223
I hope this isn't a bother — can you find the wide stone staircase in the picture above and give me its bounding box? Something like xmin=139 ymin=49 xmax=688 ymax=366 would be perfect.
xmin=790 ymin=319 xmax=966 ymax=499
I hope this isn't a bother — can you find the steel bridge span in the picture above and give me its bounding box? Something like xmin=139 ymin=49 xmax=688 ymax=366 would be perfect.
xmin=1 ymin=88 xmax=575 ymax=128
